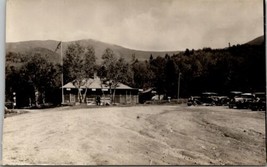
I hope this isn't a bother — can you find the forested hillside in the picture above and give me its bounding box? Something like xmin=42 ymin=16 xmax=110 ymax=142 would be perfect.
xmin=5 ymin=36 xmax=265 ymax=107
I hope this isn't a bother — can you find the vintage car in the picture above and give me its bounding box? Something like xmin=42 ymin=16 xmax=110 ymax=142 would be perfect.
xmin=228 ymin=91 xmax=242 ymax=108
xmin=187 ymin=96 xmax=201 ymax=106
xmin=200 ymin=92 xmax=218 ymax=106
xmin=228 ymin=91 xmax=242 ymax=98
xmin=187 ymin=92 xmax=218 ymax=106
xmin=229 ymin=92 xmax=254 ymax=109
xmin=215 ymin=96 xmax=229 ymax=106
xmin=250 ymin=92 xmax=266 ymax=111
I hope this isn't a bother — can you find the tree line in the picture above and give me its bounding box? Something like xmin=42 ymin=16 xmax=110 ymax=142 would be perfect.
xmin=5 ymin=42 xmax=265 ymax=107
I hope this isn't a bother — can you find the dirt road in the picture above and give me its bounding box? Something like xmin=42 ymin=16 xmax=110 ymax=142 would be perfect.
xmin=3 ymin=105 xmax=266 ymax=165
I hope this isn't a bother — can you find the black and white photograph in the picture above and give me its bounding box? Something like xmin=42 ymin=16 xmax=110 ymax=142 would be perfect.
xmin=4 ymin=0 xmax=265 ymax=165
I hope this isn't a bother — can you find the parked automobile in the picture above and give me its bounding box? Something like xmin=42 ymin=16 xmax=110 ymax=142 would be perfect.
xmin=250 ymin=92 xmax=266 ymax=111
xmin=201 ymin=92 xmax=218 ymax=106
xmin=228 ymin=91 xmax=242 ymax=108
xmin=215 ymin=96 xmax=229 ymax=106
xmin=229 ymin=92 xmax=254 ymax=109
xmin=187 ymin=92 xmax=218 ymax=106
xmin=187 ymin=96 xmax=201 ymax=106
xmin=229 ymin=91 xmax=242 ymax=98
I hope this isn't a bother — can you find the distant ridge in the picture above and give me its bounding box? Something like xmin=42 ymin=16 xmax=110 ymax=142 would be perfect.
xmin=245 ymin=35 xmax=264 ymax=45
xmin=6 ymin=36 xmax=264 ymax=64
xmin=6 ymin=39 xmax=180 ymax=64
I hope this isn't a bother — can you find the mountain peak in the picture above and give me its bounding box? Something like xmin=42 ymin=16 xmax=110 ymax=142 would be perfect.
xmin=245 ymin=35 xmax=264 ymax=45
xmin=6 ymin=39 xmax=180 ymax=64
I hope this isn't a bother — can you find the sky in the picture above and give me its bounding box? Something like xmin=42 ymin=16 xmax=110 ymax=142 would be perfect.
xmin=6 ymin=0 xmax=264 ymax=51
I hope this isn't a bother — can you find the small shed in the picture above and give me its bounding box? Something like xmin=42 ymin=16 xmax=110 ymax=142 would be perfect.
xmin=139 ymin=88 xmax=157 ymax=103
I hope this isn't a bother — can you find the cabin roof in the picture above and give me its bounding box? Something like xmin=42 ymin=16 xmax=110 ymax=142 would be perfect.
xmin=62 ymin=77 xmax=136 ymax=90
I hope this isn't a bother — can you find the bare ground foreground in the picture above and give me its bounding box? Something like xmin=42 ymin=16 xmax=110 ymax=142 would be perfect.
xmin=3 ymin=105 xmax=266 ymax=165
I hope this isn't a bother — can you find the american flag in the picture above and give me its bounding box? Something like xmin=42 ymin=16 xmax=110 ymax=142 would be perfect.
xmin=54 ymin=41 xmax=61 ymax=52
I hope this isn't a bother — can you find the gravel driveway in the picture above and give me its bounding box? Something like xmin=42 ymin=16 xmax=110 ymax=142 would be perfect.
xmin=3 ymin=105 xmax=266 ymax=165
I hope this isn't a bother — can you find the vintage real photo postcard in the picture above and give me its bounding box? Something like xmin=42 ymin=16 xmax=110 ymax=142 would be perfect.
xmin=4 ymin=0 xmax=265 ymax=165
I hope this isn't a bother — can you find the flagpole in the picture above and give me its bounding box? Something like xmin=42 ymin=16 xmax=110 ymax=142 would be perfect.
xmin=177 ymin=72 xmax=181 ymax=100
xmin=61 ymin=42 xmax=64 ymax=105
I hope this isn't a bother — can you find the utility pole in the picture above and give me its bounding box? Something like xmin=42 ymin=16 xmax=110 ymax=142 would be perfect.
xmin=177 ymin=72 xmax=181 ymax=100
xmin=61 ymin=42 xmax=64 ymax=105
xmin=55 ymin=41 xmax=64 ymax=105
